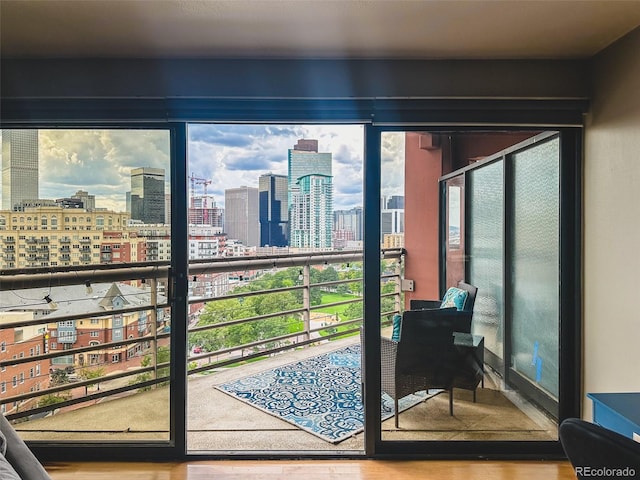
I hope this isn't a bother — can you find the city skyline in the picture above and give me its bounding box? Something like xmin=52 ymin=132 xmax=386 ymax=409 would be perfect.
xmin=0 ymin=126 xmax=405 ymax=213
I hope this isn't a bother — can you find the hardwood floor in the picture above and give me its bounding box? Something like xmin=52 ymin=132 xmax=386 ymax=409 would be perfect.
xmin=46 ymin=459 xmax=577 ymax=480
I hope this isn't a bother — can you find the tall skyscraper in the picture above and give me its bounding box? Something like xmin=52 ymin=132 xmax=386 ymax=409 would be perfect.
xmin=129 ymin=167 xmax=166 ymax=224
xmin=381 ymin=194 xmax=404 ymax=241
xmin=381 ymin=209 xmax=404 ymax=241
xmin=259 ymin=173 xmax=289 ymax=247
xmin=290 ymin=174 xmax=333 ymax=249
xmin=386 ymin=195 xmax=405 ymax=210
xmin=2 ymin=129 xmax=39 ymax=211
xmin=224 ymin=186 xmax=259 ymax=247
xmin=287 ymin=139 xmax=333 ymax=249
xmin=334 ymin=207 xmax=363 ymax=241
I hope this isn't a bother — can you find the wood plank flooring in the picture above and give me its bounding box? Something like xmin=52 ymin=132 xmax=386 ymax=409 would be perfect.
xmin=46 ymin=459 xmax=577 ymax=480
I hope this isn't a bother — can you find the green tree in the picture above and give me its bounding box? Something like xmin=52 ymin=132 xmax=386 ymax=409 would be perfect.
xmin=343 ymin=300 xmax=363 ymax=321
xmin=132 ymin=345 xmax=171 ymax=391
xmin=49 ymin=369 xmax=69 ymax=386
xmin=316 ymin=265 xmax=339 ymax=284
xmin=38 ymin=392 xmax=71 ymax=407
xmin=190 ymin=292 xmax=299 ymax=354
xmin=78 ymin=367 xmax=106 ymax=394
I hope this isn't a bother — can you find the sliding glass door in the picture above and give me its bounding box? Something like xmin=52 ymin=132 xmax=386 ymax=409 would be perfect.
xmin=370 ymin=129 xmax=577 ymax=455
xmin=509 ymin=135 xmax=560 ymax=415
xmin=0 ymin=127 xmax=174 ymax=444
xmin=184 ymin=123 xmax=366 ymax=454
xmin=1 ymin=103 xmax=582 ymax=461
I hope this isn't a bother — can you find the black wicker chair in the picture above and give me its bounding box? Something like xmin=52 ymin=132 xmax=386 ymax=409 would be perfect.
xmin=409 ymin=281 xmax=478 ymax=334
xmin=559 ymin=418 xmax=640 ymax=479
xmin=381 ymin=309 xmax=462 ymax=428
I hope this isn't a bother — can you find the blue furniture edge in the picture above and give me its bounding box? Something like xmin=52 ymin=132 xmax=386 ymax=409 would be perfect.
xmin=587 ymin=392 xmax=640 ymax=441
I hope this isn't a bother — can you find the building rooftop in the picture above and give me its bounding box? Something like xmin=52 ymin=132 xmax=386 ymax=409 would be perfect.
xmin=0 ymin=282 xmax=166 ymax=319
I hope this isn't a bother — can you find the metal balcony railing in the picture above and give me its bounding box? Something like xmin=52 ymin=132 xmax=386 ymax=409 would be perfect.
xmin=0 ymin=248 xmax=404 ymax=422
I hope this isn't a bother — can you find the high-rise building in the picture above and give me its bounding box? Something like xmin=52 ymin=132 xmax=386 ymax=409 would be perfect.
xmin=224 ymin=186 xmax=259 ymax=247
xmin=165 ymin=193 xmax=171 ymax=225
xmin=287 ymin=139 xmax=333 ymax=249
xmin=129 ymin=167 xmax=166 ymax=224
xmin=290 ymin=174 xmax=333 ymax=249
xmin=259 ymin=173 xmax=288 ymax=247
xmin=72 ymin=190 xmax=96 ymax=211
xmin=334 ymin=207 xmax=363 ymax=242
xmin=188 ymin=195 xmax=223 ymax=228
xmin=380 ymin=195 xmax=404 ymax=242
xmin=1 ymin=129 xmax=39 ymax=211
xmin=386 ymin=195 xmax=405 ymax=209
xmin=381 ymin=208 xmax=404 ymax=242
xmin=0 ymin=204 xmax=132 ymax=269
xmin=288 ymin=139 xmax=332 ymax=195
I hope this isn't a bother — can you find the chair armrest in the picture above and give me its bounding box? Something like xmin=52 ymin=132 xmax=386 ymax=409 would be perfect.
xmin=410 ymin=299 xmax=442 ymax=310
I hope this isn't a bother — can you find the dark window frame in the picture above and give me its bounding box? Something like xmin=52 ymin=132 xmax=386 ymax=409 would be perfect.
xmin=1 ymin=97 xmax=584 ymax=461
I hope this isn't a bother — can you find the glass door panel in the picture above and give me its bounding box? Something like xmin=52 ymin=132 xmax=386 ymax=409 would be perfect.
xmin=444 ymin=175 xmax=465 ymax=289
xmin=379 ymin=130 xmax=559 ymax=444
xmin=185 ymin=124 xmax=365 ymax=453
xmin=509 ymin=136 xmax=560 ymax=414
xmin=0 ymin=128 xmax=172 ymax=443
xmin=468 ymin=161 xmax=505 ymax=372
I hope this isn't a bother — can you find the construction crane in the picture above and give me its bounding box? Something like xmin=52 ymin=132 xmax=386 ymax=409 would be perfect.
xmin=189 ymin=173 xmax=213 ymax=223
xmin=189 ymin=173 xmax=213 ymax=206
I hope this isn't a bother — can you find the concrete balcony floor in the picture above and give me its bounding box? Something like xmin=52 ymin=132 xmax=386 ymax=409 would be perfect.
xmin=16 ymin=335 xmax=557 ymax=451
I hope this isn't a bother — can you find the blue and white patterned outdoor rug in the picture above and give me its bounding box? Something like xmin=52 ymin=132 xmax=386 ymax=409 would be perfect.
xmin=214 ymin=343 xmax=439 ymax=443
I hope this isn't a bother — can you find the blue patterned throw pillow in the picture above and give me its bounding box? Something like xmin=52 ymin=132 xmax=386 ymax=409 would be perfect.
xmin=391 ymin=313 xmax=402 ymax=341
xmin=440 ymin=287 xmax=468 ymax=311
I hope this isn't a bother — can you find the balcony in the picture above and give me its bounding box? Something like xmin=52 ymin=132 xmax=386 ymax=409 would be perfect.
xmin=0 ymin=249 xmax=556 ymax=453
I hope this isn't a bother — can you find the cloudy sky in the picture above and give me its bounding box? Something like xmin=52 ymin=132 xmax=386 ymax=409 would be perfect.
xmin=2 ymin=126 xmax=405 ymax=212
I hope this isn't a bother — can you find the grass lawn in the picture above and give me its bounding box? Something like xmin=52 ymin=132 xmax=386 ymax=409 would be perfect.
xmin=314 ymin=292 xmax=361 ymax=316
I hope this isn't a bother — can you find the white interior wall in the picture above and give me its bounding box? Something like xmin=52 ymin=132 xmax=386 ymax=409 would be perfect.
xmin=583 ymin=27 xmax=640 ymax=418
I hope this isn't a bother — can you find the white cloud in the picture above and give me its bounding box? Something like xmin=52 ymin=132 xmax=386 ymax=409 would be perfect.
xmin=381 ymin=132 xmax=405 ymax=199
xmin=38 ymin=129 xmax=170 ymax=212
xmin=188 ymin=124 xmax=367 ymax=209
xmin=2 ymin=125 xmax=405 ymax=213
